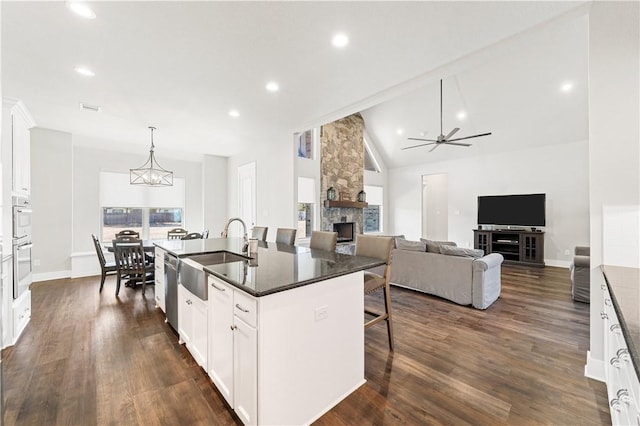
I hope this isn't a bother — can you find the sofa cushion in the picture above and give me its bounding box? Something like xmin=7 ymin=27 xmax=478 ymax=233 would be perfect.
xmin=439 ymin=245 xmax=484 ymax=259
xmin=395 ymin=237 xmax=426 ymax=252
xmin=420 ymin=238 xmax=457 ymax=253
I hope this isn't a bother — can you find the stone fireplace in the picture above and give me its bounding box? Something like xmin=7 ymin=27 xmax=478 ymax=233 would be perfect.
xmin=320 ymin=113 xmax=365 ymax=235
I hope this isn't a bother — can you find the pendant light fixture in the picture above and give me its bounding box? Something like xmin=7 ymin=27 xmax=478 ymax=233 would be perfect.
xmin=130 ymin=126 xmax=173 ymax=186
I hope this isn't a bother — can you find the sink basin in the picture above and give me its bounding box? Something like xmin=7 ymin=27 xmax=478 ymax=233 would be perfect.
xmin=178 ymin=251 xmax=249 ymax=300
xmin=187 ymin=251 xmax=249 ymax=266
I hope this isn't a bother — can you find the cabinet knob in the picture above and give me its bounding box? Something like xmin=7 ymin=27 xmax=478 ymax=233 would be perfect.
xmin=604 ymin=298 xmax=612 ymax=306
xmin=600 ymin=312 xmax=608 ymax=319
xmin=230 ymin=325 xmax=237 ymax=331
xmin=601 ymin=283 xmax=606 ymax=290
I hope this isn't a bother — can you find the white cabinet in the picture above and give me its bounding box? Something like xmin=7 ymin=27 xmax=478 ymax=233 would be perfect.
xmin=3 ymin=99 xmax=35 ymax=196
xmin=601 ymin=276 xmax=640 ymax=425
xmin=207 ymin=276 xmax=258 ymax=425
xmin=12 ymin=289 xmax=31 ymax=341
xmin=154 ymin=248 xmax=165 ymax=312
xmin=2 ymin=256 xmax=13 ymax=349
xmin=178 ymin=284 xmax=208 ymax=369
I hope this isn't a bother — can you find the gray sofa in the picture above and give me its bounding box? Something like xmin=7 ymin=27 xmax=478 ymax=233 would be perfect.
xmin=383 ymin=238 xmax=504 ymax=309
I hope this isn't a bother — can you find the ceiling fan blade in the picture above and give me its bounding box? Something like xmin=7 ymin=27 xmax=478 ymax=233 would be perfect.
xmin=445 ymin=127 xmax=460 ymax=140
xmin=443 ymin=141 xmax=471 ymax=147
xmin=447 ymin=132 xmax=492 ymax=142
xmin=401 ymin=142 xmax=437 ymax=150
xmin=429 ymin=144 xmax=440 ymax=153
xmin=407 ymin=137 xmax=438 ymax=142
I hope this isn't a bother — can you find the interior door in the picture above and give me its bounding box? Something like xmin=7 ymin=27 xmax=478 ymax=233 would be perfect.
xmin=237 ymin=162 xmax=256 ymax=231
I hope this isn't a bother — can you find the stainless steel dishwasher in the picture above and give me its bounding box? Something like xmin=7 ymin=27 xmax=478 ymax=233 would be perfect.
xmin=164 ymin=252 xmax=179 ymax=332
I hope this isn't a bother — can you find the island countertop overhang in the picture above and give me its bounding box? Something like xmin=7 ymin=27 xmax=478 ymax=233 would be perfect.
xmin=154 ymin=238 xmax=384 ymax=297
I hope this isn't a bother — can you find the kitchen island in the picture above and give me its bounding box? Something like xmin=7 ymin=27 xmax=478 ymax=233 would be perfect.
xmin=154 ymin=238 xmax=385 ymax=425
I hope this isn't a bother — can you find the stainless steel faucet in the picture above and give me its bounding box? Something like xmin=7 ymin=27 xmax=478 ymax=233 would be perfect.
xmin=221 ymin=217 xmax=249 ymax=252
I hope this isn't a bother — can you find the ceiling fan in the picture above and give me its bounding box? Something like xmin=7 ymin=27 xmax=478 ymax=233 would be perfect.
xmin=403 ymin=79 xmax=491 ymax=152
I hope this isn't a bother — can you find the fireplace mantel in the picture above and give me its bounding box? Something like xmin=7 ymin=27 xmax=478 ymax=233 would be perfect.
xmin=324 ymin=200 xmax=368 ymax=208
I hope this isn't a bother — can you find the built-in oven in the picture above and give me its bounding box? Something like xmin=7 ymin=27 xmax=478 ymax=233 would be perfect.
xmin=13 ymin=241 xmax=32 ymax=299
xmin=12 ymin=196 xmax=32 ymax=240
xmin=12 ymin=195 xmax=33 ymax=299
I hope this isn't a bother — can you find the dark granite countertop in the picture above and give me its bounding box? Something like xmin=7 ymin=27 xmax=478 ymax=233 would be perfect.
xmin=601 ymin=265 xmax=640 ymax=379
xmin=155 ymin=238 xmax=385 ymax=297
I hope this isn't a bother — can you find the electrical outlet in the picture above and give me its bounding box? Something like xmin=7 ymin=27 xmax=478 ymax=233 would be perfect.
xmin=33 ymin=259 xmax=41 ymax=266
xmin=564 ymin=249 xmax=571 ymax=256
xmin=314 ymin=305 xmax=328 ymax=321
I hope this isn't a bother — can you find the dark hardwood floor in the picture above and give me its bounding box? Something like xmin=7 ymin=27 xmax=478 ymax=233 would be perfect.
xmin=3 ymin=266 xmax=610 ymax=425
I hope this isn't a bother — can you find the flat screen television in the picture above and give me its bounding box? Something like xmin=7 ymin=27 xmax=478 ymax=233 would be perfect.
xmin=477 ymin=193 xmax=546 ymax=227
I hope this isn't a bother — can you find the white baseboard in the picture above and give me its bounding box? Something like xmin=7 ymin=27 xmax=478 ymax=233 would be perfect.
xmin=584 ymin=350 xmax=605 ymax=382
xmin=33 ymin=270 xmax=71 ymax=282
xmin=545 ymin=259 xmax=571 ymax=268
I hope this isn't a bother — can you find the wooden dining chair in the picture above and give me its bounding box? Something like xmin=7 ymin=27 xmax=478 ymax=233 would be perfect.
xmin=251 ymin=226 xmax=268 ymax=242
xmin=167 ymin=228 xmax=188 ymax=239
xmin=181 ymin=232 xmax=202 ymax=240
xmin=116 ymin=229 xmax=140 ymax=238
xmin=275 ymin=228 xmax=297 ymax=245
xmin=310 ymin=231 xmax=337 ymax=252
xmin=355 ymin=234 xmax=395 ymax=351
xmin=91 ymin=234 xmax=118 ymax=292
xmin=112 ymin=237 xmax=154 ymax=296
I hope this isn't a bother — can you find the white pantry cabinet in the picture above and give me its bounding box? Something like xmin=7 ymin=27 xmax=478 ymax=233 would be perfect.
xmin=178 ymin=284 xmax=208 ymax=369
xmin=207 ymin=276 xmax=257 ymax=425
xmin=3 ymin=98 xmax=35 ymax=196
xmin=154 ymin=247 xmax=165 ymax=312
xmin=1 ymin=256 xmax=12 ymax=349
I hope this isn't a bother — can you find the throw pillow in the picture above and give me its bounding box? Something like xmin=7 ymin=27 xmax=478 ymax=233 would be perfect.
xmin=395 ymin=237 xmax=427 ymax=252
xmin=439 ymin=245 xmax=484 ymax=259
xmin=420 ymin=238 xmax=457 ymax=253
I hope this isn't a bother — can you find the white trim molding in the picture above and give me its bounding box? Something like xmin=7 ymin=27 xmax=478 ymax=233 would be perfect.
xmin=33 ymin=270 xmax=71 ymax=283
xmin=584 ymin=350 xmax=605 ymax=382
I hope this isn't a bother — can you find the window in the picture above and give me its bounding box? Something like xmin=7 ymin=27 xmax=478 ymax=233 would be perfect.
xmin=363 ymin=185 xmax=383 ymax=233
xmin=100 ymin=171 xmax=185 ymax=240
xmin=296 ymin=129 xmax=314 ymax=159
xmin=102 ymin=207 xmax=183 ymax=241
xmin=297 ymin=177 xmax=316 ymax=238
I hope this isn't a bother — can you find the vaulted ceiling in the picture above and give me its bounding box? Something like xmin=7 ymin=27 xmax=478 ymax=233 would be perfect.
xmin=2 ymin=1 xmax=588 ymax=165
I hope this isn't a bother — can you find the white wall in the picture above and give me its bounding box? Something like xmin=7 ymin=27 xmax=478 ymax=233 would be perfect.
xmin=388 ymin=140 xmax=590 ymax=266
xmin=585 ymin=1 xmax=640 ymax=380
xmin=203 ymin=154 xmax=228 ymax=237
xmin=31 ymin=128 xmax=72 ymax=278
xmin=227 ymin=131 xmax=294 ymax=240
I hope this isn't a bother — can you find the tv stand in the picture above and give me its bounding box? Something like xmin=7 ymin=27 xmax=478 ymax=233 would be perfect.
xmin=473 ymin=229 xmax=544 ymax=267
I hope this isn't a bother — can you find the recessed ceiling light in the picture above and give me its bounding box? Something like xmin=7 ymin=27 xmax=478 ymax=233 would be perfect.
xmin=419 ymin=131 xmax=428 ymax=137
xmin=79 ymin=102 xmax=101 ymax=112
xmin=396 ymin=128 xmax=404 ymax=135
xmin=456 ymin=111 xmax=467 ymax=120
xmin=67 ymin=2 xmax=96 ymax=19
xmin=229 ymin=109 xmax=240 ymax=118
xmin=561 ymin=82 xmax=574 ymax=92
xmin=265 ymin=82 xmax=279 ymax=92
xmin=332 ymin=33 xmax=349 ymax=48
xmin=74 ymin=66 xmax=95 ymax=77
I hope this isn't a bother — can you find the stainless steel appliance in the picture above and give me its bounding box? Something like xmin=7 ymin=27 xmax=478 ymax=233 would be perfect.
xmin=164 ymin=252 xmax=179 ymax=331
xmin=12 ymin=196 xmax=32 ymax=299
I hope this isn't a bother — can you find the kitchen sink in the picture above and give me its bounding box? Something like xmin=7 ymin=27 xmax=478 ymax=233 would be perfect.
xmin=179 ymin=251 xmax=249 ymax=300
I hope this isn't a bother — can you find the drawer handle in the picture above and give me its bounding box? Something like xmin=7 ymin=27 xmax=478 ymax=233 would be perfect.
xmin=617 ymin=388 xmax=630 ymax=403
xmin=235 ymin=303 xmax=249 ymax=313
xmin=18 ymin=314 xmax=24 ymax=320
xmin=230 ymin=325 xmax=237 ymax=331
xmin=604 ymin=298 xmax=612 ymax=306
xmin=600 ymin=312 xmax=608 ymax=319
xmin=610 ymin=356 xmax=621 ymax=368
xmin=610 ymin=324 xmax=621 ymax=334
xmin=601 ymin=283 xmax=606 ymax=290
xmin=616 ymin=348 xmax=630 ymax=361
xmin=211 ymin=282 xmax=226 ymax=292
xmin=610 ymin=398 xmax=621 ymax=412
xmin=186 ymin=300 xmax=192 ymax=305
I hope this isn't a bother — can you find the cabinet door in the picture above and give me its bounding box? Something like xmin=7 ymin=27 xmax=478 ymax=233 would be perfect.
xmin=177 ymin=285 xmax=191 ymax=345
xmin=234 ymin=316 xmax=257 ymax=426
xmin=208 ymin=277 xmax=234 ymax=406
xmin=189 ymin=296 xmax=208 ymax=369
xmin=12 ymin=111 xmax=31 ymax=195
